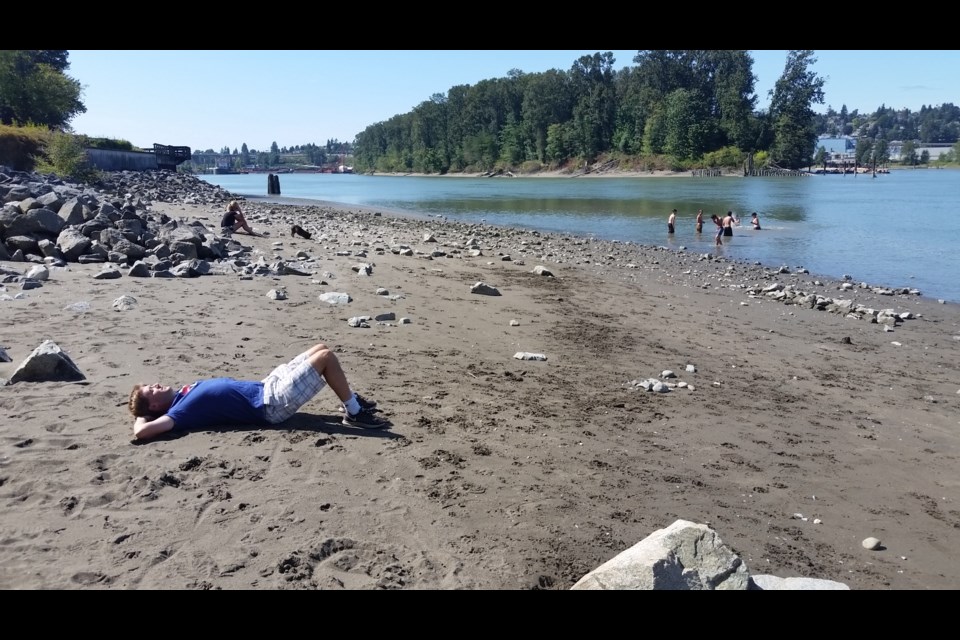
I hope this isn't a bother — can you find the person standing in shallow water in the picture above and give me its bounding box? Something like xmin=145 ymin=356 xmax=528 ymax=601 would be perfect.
xmin=722 ymin=211 xmax=735 ymax=237
xmin=712 ymin=214 xmax=724 ymax=246
xmin=695 ymin=209 xmax=703 ymax=233
xmin=751 ymin=212 xmax=761 ymax=230
xmin=667 ymin=209 xmax=677 ymax=234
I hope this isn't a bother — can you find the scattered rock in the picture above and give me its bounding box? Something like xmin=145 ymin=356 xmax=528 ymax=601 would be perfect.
xmin=862 ymin=537 xmax=882 ymax=550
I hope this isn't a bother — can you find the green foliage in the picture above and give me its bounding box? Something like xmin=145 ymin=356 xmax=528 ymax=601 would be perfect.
xmin=751 ymin=150 xmax=771 ymax=168
xmin=517 ymin=160 xmax=543 ymax=174
xmin=854 ymin=138 xmax=873 ymax=165
xmin=768 ymin=50 xmax=825 ymax=169
xmin=35 ymin=130 xmax=100 ymax=182
xmin=641 ymin=109 xmax=667 ymax=155
xmin=813 ymin=146 xmax=828 ymax=166
xmin=545 ymin=123 xmax=574 ymax=163
xmin=86 ymin=137 xmax=135 ymax=151
xmin=0 ymin=50 xmax=86 ymax=129
xmin=0 ymin=122 xmax=50 ymax=170
xmin=662 ymin=88 xmax=715 ymax=160
xmin=900 ymin=140 xmax=918 ymax=165
xmin=702 ymin=146 xmax=745 ymax=168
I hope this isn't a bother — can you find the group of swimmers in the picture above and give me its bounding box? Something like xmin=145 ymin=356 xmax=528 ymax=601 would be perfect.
xmin=669 ymin=208 xmax=761 ymax=246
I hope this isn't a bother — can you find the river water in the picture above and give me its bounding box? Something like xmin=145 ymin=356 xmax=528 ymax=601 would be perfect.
xmin=199 ymin=169 xmax=960 ymax=302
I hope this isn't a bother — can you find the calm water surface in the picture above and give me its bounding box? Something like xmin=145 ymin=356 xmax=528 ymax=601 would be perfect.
xmin=200 ymin=170 xmax=960 ymax=302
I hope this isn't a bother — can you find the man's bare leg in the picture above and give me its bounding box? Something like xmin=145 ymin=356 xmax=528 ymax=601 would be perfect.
xmin=306 ymin=345 xmax=352 ymax=403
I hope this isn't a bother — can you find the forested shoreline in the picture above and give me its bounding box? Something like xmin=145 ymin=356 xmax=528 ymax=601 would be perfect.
xmin=349 ymin=50 xmax=960 ymax=176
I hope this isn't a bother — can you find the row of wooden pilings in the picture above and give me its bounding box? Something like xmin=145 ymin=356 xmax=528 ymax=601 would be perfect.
xmin=689 ymin=168 xmax=810 ymax=177
xmin=743 ymin=169 xmax=809 ymax=177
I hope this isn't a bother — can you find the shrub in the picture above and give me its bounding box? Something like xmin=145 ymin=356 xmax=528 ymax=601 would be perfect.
xmin=752 ymin=150 xmax=771 ymax=169
xmin=518 ymin=160 xmax=543 ymax=174
xmin=702 ymin=146 xmax=744 ymax=168
xmin=87 ymin=137 xmax=135 ymax=151
xmin=34 ymin=130 xmax=100 ymax=182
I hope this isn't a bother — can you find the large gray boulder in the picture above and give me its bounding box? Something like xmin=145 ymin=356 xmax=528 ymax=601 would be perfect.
xmin=571 ymin=519 xmax=851 ymax=590
xmin=7 ymin=340 xmax=86 ymax=384
xmin=56 ymin=227 xmax=92 ymax=261
xmin=571 ymin=519 xmax=751 ymax=590
xmin=5 ymin=207 xmax=65 ymax=237
xmin=57 ymin=197 xmax=86 ymax=226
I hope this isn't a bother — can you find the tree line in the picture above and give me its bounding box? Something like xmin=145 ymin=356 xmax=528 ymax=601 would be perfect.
xmin=2 ymin=50 xmax=958 ymax=176
xmin=350 ymin=50 xmax=960 ymax=174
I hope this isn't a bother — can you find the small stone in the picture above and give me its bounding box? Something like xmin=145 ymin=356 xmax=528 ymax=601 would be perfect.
xmin=862 ymin=537 xmax=882 ymax=550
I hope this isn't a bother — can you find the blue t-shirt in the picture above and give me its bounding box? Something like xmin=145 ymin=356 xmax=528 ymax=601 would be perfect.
xmin=166 ymin=378 xmax=267 ymax=430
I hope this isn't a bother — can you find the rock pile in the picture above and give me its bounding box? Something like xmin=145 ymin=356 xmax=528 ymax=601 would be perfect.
xmin=0 ymin=167 xmax=244 ymax=276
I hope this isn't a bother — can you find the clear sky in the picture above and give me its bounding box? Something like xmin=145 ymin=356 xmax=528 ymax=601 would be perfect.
xmin=65 ymin=50 xmax=959 ymax=153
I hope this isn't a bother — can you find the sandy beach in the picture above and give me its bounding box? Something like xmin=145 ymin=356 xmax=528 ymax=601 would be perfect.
xmin=1 ymin=193 xmax=958 ymax=590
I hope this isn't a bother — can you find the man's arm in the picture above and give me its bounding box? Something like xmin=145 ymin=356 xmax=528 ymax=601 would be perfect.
xmin=133 ymin=415 xmax=175 ymax=440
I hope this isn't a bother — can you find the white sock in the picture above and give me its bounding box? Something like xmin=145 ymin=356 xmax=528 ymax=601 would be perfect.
xmin=344 ymin=393 xmax=361 ymax=415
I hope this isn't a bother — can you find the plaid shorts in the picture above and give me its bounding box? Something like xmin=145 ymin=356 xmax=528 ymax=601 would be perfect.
xmin=261 ymin=350 xmax=326 ymax=424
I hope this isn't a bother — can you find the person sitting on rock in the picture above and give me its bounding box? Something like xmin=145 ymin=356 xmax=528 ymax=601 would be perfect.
xmin=220 ymin=200 xmax=261 ymax=236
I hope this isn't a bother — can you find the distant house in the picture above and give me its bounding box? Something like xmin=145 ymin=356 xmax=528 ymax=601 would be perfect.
xmin=814 ymin=135 xmax=855 ymax=155
xmin=813 ymin=135 xmax=857 ymax=164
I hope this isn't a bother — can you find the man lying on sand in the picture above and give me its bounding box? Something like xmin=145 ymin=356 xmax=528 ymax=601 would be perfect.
xmin=128 ymin=342 xmax=387 ymax=440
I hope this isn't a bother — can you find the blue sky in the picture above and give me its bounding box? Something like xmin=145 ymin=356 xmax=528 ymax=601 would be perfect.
xmin=65 ymin=50 xmax=958 ymax=153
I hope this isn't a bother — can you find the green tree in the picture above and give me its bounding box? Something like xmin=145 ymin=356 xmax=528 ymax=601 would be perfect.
xmin=642 ymin=107 xmax=668 ymax=155
xmin=900 ymin=140 xmax=917 ymax=165
xmin=612 ymin=66 xmax=649 ymax=155
xmin=709 ymin=50 xmax=757 ymax=151
xmin=240 ymin=142 xmax=249 ymax=167
xmin=0 ymin=50 xmax=86 ymax=129
xmin=545 ymin=122 xmax=575 ymax=164
xmin=813 ymin=146 xmax=827 ymax=169
xmin=630 ymin=50 xmax=754 ymax=152
xmin=569 ymin=52 xmax=617 ymax=161
xmin=768 ymin=50 xmax=825 ymax=170
xmin=521 ymin=70 xmax=573 ymax=163
xmin=662 ymin=88 xmax=713 ymax=160
xmin=873 ymin=139 xmax=890 ymax=165
xmin=855 ymin=138 xmax=873 ymax=165
xmin=411 ymin=94 xmax=450 ymax=172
